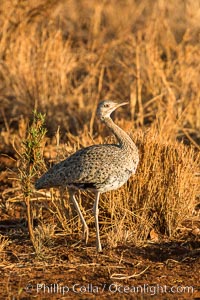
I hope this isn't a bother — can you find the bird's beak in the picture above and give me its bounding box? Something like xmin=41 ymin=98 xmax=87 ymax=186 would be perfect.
xmin=115 ymin=101 xmax=129 ymax=109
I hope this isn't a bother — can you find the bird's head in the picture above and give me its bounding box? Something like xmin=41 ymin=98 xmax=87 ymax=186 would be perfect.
xmin=96 ymin=100 xmax=128 ymax=121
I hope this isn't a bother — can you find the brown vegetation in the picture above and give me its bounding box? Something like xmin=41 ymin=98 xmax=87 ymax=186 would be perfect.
xmin=0 ymin=0 xmax=199 ymax=299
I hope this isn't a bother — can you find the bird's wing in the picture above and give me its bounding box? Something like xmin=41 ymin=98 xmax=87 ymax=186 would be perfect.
xmin=46 ymin=144 xmax=120 ymax=187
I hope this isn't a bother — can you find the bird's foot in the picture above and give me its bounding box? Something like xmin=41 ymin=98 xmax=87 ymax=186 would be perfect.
xmin=83 ymin=225 xmax=89 ymax=244
xmin=96 ymin=242 xmax=103 ymax=253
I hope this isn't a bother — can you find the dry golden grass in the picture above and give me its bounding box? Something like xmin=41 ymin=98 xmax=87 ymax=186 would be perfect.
xmin=0 ymin=0 xmax=200 ymax=253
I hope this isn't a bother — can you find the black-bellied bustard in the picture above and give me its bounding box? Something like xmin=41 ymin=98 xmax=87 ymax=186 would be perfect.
xmin=35 ymin=100 xmax=139 ymax=252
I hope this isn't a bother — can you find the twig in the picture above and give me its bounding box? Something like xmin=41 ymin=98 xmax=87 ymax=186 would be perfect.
xmin=110 ymin=265 xmax=150 ymax=280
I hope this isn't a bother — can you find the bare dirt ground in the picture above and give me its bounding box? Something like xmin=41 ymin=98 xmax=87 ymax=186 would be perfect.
xmin=0 ymin=206 xmax=199 ymax=299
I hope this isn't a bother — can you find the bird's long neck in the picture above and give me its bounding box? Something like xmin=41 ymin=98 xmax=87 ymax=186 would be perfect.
xmin=104 ymin=117 xmax=136 ymax=150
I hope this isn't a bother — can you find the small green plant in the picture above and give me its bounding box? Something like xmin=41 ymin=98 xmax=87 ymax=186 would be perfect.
xmin=18 ymin=110 xmax=47 ymax=250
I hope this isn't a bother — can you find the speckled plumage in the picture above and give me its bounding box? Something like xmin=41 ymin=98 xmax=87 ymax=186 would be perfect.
xmin=35 ymin=100 xmax=139 ymax=252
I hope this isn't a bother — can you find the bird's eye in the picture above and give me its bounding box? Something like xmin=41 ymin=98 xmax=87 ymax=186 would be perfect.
xmin=104 ymin=104 xmax=109 ymax=108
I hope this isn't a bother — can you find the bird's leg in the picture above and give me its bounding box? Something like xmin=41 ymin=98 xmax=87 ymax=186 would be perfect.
xmin=93 ymin=192 xmax=102 ymax=252
xmin=69 ymin=190 xmax=89 ymax=244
